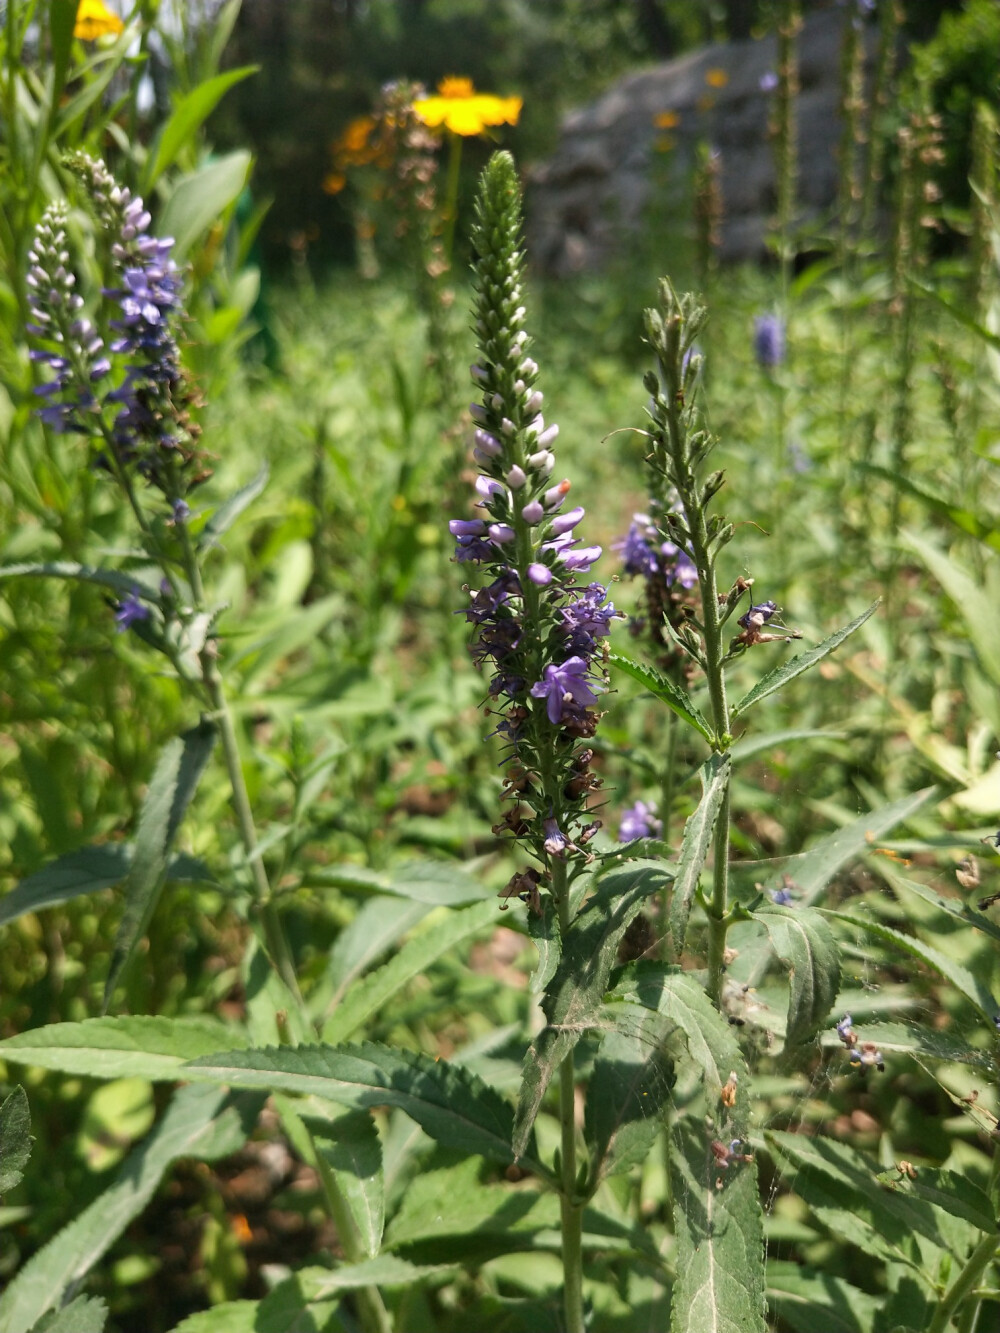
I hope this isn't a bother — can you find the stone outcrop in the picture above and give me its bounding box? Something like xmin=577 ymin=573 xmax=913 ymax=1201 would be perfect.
xmin=526 ymin=6 xmax=877 ymax=273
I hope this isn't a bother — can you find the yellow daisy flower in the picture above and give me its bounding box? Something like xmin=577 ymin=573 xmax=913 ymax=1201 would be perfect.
xmin=413 ymin=78 xmax=522 ymax=137
xmin=74 ymin=0 xmax=124 ymax=40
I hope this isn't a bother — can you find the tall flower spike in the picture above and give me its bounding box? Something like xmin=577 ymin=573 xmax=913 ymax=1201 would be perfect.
xmin=452 ymin=151 xmax=618 ymax=895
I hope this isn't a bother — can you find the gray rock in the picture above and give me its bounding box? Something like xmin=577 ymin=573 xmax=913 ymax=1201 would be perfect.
xmin=526 ymin=6 xmax=878 ymax=273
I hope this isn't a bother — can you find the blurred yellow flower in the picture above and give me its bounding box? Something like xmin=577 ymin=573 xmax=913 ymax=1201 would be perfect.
xmin=705 ymin=68 xmax=729 ymax=89
xmin=322 ymin=171 xmax=347 ymax=196
xmin=413 ymin=78 xmax=522 ymax=137
xmin=653 ymin=110 xmax=679 ymax=129
xmin=74 ymin=0 xmax=124 ymax=40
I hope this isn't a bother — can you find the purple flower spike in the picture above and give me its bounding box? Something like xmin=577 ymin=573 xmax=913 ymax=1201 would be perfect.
xmin=530 ymin=656 xmax=601 ymax=723
xmin=753 ymin=313 xmax=785 ymax=368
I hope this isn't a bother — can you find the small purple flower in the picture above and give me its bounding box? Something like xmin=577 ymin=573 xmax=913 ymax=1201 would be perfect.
xmin=753 ymin=313 xmax=785 ymax=368
xmin=662 ymin=542 xmax=698 ymax=589
xmin=836 ymin=1014 xmax=854 ymax=1040
xmin=770 ymin=886 xmax=795 ymax=906
xmin=527 ymin=562 xmax=553 ymax=586
xmin=543 ymin=818 xmax=569 ymax=857
xmin=561 ymin=583 xmax=620 ymax=654
xmin=114 ymin=593 xmax=150 ymax=632
xmin=615 ymin=520 xmax=659 ymax=577
xmin=618 ymin=800 xmax=662 ymax=842
xmin=530 ymin=656 xmax=601 ymax=724
xmin=759 ymin=70 xmax=779 ymax=92
xmin=738 ymin=600 xmax=778 ymax=630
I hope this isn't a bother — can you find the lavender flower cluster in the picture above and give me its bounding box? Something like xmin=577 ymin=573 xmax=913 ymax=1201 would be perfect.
xmin=452 ymin=153 xmax=618 ymax=878
xmin=26 ymin=156 xmax=203 ymax=507
xmin=617 ymin=512 xmax=697 ymax=590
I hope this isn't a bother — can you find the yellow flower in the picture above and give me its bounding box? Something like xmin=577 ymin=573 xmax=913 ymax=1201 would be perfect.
xmin=413 ymin=77 xmax=522 ymax=137
xmin=705 ymin=67 xmax=729 ymax=89
xmin=74 ymin=0 xmax=124 ymax=40
xmin=322 ymin=171 xmax=347 ymax=196
xmin=653 ymin=110 xmax=679 ymax=129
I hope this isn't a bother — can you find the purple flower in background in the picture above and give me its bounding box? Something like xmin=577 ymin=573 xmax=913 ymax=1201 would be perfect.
xmin=616 ymin=519 xmax=659 ymax=577
xmin=753 ymin=313 xmax=786 ymax=368
xmin=759 ymin=70 xmax=779 ymax=92
xmin=619 ymin=800 xmax=662 ymax=842
xmin=662 ymin=541 xmax=698 ymax=589
xmin=770 ymin=886 xmax=795 ymax=906
xmin=114 ymin=593 xmax=150 ymax=632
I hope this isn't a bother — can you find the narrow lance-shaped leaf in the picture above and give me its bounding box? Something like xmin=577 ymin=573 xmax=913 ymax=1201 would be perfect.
xmin=0 ymin=847 xmax=209 ymax=931
xmin=609 ymin=651 xmax=715 ymax=744
xmin=669 ymin=751 xmax=730 ymax=958
xmin=308 ymin=1109 xmax=385 ymax=1259
xmin=104 ymin=722 xmax=216 ymax=1006
xmin=826 ymin=911 xmax=998 ymax=1020
xmin=186 ymin=1042 xmax=547 ymax=1177
xmin=0 ymin=1085 xmax=259 ymax=1333
xmin=512 ymin=862 xmax=673 ymax=1160
xmin=0 ymin=1088 xmax=32 ymax=1196
xmin=874 ymin=1166 xmax=997 ymax=1234
xmin=158 ymin=150 xmax=252 ymax=260
xmin=197 ymin=463 xmax=269 ymax=552
xmin=752 ymin=905 xmax=841 ymax=1047
xmin=730 ymin=601 xmax=879 ymax=719
xmin=901 ymin=532 xmax=1000 ymax=690
xmin=0 ymin=562 xmax=162 ymax=602
xmin=144 ymin=67 xmax=259 ymax=191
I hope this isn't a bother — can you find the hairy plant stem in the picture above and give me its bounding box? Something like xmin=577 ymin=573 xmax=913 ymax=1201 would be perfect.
xmin=928 ymin=1233 xmax=999 ymax=1333
xmin=556 ymin=862 xmax=585 ymax=1333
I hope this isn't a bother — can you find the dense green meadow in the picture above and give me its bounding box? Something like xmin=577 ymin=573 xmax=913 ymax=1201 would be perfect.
xmin=2 ymin=3 xmax=1000 ymax=1332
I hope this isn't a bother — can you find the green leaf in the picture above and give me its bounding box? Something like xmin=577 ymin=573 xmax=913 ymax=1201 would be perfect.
xmin=730 ymin=602 xmax=879 ymax=718
xmin=526 ymin=896 xmax=560 ymax=995
xmin=888 ymin=874 xmax=1000 ymax=948
xmin=197 ymin=464 xmax=269 ymax=552
xmin=769 ymin=788 xmax=937 ymax=907
xmin=0 ymin=1085 xmax=258 ymax=1333
xmin=298 ymin=1256 xmax=454 ymax=1295
xmin=730 ymin=728 xmax=846 ymax=764
xmin=819 ymin=1020 xmax=993 ymax=1070
xmin=0 ymin=1088 xmax=31 ymax=1196
xmin=512 ymin=861 xmax=672 ymax=1160
xmin=170 ymin=1304 xmax=259 ymax=1333
xmin=48 ymin=0 xmax=78 ymax=107
xmin=185 ymin=1042 xmax=542 ymax=1173
xmin=321 ymin=899 xmax=498 ymax=1043
xmin=826 ymin=912 xmax=997 ymax=1018
xmin=901 ymin=533 xmax=1000 ymax=688
xmin=309 ymin=1110 xmax=384 ymax=1258
xmin=158 ymin=150 xmax=252 ymax=261
xmin=669 ymin=1117 xmax=766 ymax=1333
xmin=309 ymin=896 xmax=430 ymax=1023
xmin=302 ymin=859 xmax=493 ymax=907
xmin=767 ymin=1261 xmax=880 ymax=1333
xmin=105 ymin=722 xmax=216 ymax=1005
xmin=874 ymin=1166 xmax=997 ymax=1233
xmin=860 ymin=465 xmax=1000 ymax=553
xmin=584 ymin=1016 xmax=672 ymax=1186
xmin=0 ymin=1016 xmax=249 ymax=1082
xmin=144 ymin=67 xmax=258 ymax=191
xmin=669 ymin=752 xmax=730 ymax=957
xmin=0 ymin=847 xmax=208 ymax=930
xmin=0 ymin=562 xmax=161 ymax=602
xmin=608 ymin=652 xmax=715 ymax=744
xmin=765 ymin=1132 xmax=966 ymax=1264
xmin=752 ymin=905 xmax=841 ymax=1046
xmin=34 ymin=1297 xmax=108 ymax=1333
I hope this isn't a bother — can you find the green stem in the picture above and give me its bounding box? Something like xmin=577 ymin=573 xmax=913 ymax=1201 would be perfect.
xmin=928 ymin=1234 xmax=998 ymax=1333
xmin=556 ymin=865 xmax=585 ymax=1333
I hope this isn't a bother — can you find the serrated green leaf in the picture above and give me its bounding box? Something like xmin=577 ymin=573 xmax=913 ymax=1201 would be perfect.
xmin=158 ymin=150 xmax=252 ymax=260
xmin=766 ymin=1132 xmax=966 ymax=1263
xmin=185 ymin=1042 xmax=542 ymax=1174
xmin=0 ymin=1085 xmax=259 ymax=1333
xmin=104 ymin=723 xmax=216 ymax=1005
xmin=34 ymin=1296 xmax=108 ymax=1333
xmin=670 ymin=1117 xmax=766 ymax=1333
xmin=512 ymin=862 xmax=672 ymax=1160
xmin=0 ymin=1088 xmax=31 ymax=1196
xmin=310 ymin=1110 xmax=384 ymax=1259
xmin=752 ymin=905 xmax=841 ymax=1046
xmin=874 ymin=1166 xmax=997 ymax=1233
xmin=768 ymin=788 xmax=937 ymax=907
xmin=767 ymin=1261 xmax=879 ymax=1333
xmin=826 ymin=912 xmax=997 ymax=1019
xmin=302 ymin=859 xmax=493 ymax=906
xmin=299 ymin=1256 xmax=454 ymax=1295
xmin=197 ymin=464 xmax=269 ymax=552
xmin=819 ymin=1021 xmax=993 ymax=1069
xmin=730 ymin=602 xmax=879 ymax=718
xmin=888 ymin=873 xmax=1000 ymax=947
xmin=0 ymin=847 xmax=208 ymax=930
xmin=669 ymin=752 xmax=730 ymax=957
xmin=526 ymin=896 xmax=561 ymax=995
xmin=169 ymin=1303 xmax=259 ymax=1333
xmin=144 ymin=67 xmax=258 ymax=191
xmin=321 ymin=899 xmax=497 ymax=1043
xmin=608 ymin=652 xmax=715 ymax=743
xmin=0 ymin=1016 xmax=249 ymax=1081
xmin=584 ymin=1018 xmax=672 ymax=1186
xmin=0 ymin=562 xmax=161 ymax=602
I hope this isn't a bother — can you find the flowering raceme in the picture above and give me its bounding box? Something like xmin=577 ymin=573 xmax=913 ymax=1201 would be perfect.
xmin=451 ymin=152 xmax=617 ymax=894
